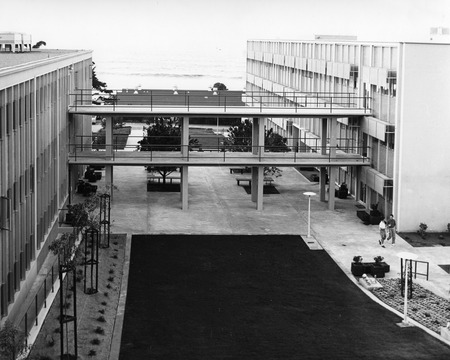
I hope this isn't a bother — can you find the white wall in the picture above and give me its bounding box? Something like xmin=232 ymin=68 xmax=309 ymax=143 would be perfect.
xmin=395 ymin=43 xmax=450 ymax=231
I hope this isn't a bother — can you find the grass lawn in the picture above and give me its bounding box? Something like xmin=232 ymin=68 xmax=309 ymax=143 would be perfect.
xmin=92 ymin=127 xmax=132 ymax=150
xmin=119 ymin=235 xmax=450 ymax=360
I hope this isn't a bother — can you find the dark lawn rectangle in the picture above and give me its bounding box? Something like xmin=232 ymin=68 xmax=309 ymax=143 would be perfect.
xmin=120 ymin=235 xmax=450 ymax=360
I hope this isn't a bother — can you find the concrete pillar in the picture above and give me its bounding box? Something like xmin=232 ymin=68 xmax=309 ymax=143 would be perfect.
xmin=105 ymin=116 xmax=114 ymax=199
xmin=252 ymin=118 xmax=259 ymax=155
xmin=320 ymin=118 xmax=327 ymax=202
xmin=328 ymin=118 xmax=338 ymax=210
xmin=180 ymin=166 xmax=188 ymax=210
xmin=181 ymin=116 xmax=189 ymax=157
xmin=105 ymin=116 xmax=113 ymax=157
xmin=251 ymin=118 xmax=265 ymax=209
xmin=105 ymin=166 xmax=114 ymax=199
xmin=256 ymin=166 xmax=264 ymax=210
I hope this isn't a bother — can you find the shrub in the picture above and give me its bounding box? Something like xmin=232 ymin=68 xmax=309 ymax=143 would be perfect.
xmin=54 ymin=327 xmax=61 ymax=333
xmin=109 ymin=269 xmax=115 ymax=274
xmin=88 ymin=349 xmax=97 ymax=356
xmin=86 ymin=287 xmax=98 ymax=295
xmin=0 ymin=320 xmax=28 ymax=359
xmin=91 ymin=338 xmax=100 ymax=345
xmin=101 ymin=301 xmax=107 ymax=306
xmin=97 ymin=316 xmax=106 ymax=323
xmin=353 ymin=255 xmax=363 ymax=263
xmin=94 ymin=326 xmax=104 ymax=335
xmin=108 ymin=276 xmax=114 ymax=282
xmin=106 ymin=284 xmax=112 ymax=289
xmin=104 ymin=292 xmax=109 ymax=297
xmin=99 ymin=309 xmax=105 ymax=314
xmin=374 ymin=256 xmax=384 ymax=263
xmin=418 ymin=223 xmax=428 ymax=239
xmin=46 ymin=334 xmax=55 ymax=347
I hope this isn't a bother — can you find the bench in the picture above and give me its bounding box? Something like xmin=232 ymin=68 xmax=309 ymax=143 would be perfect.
xmin=229 ymin=167 xmax=249 ymax=174
xmin=147 ymin=175 xmax=180 ymax=184
xmin=236 ymin=176 xmax=274 ymax=186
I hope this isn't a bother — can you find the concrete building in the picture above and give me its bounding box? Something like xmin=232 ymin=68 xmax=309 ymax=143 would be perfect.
xmin=246 ymin=39 xmax=450 ymax=232
xmin=0 ymin=37 xmax=92 ymax=324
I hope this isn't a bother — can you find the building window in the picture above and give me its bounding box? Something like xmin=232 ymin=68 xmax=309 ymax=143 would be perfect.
xmin=359 ymin=182 xmax=366 ymax=203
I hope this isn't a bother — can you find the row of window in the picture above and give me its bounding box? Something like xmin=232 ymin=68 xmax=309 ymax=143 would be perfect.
xmin=248 ymin=41 xmax=398 ymax=69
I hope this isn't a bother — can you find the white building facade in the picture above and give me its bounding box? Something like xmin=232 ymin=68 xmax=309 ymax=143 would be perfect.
xmin=0 ymin=47 xmax=92 ymax=324
xmin=246 ymin=39 xmax=450 ymax=232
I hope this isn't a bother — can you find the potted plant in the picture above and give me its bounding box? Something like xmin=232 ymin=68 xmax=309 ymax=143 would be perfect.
xmin=371 ymin=256 xmax=386 ymax=278
xmin=369 ymin=203 xmax=384 ymax=225
xmin=351 ymin=255 xmax=365 ymax=276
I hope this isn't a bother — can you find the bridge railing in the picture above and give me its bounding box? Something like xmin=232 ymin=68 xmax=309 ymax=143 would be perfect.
xmin=69 ymin=136 xmax=370 ymax=164
xmin=71 ymin=89 xmax=371 ymax=113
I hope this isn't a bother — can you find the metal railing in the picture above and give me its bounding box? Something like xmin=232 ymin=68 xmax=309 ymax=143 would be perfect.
xmin=413 ymin=260 xmax=430 ymax=281
xmin=70 ymin=89 xmax=371 ymax=114
xmin=17 ymin=259 xmax=59 ymax=346
xmin=69 ymin=136 xmax=370 ymax=164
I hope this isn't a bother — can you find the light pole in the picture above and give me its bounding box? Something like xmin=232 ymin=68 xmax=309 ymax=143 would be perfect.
xmin=303 ymin=192 xmax=316 ymax=238
xmin=396 ymin=251 xmax=418 ymax=327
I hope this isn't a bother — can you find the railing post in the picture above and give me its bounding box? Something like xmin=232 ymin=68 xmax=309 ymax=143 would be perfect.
xmin=224 ymin=96 xmax=227 ymax=112
xmin=35 ymin=295 xmax=38 ymax=326
xmin=330 ymin=96 xmax=333 ymax=113
xmin=24 ymin=313 xmax=28 ymax=346
xmin=51 ymin=266 xmax=54 ymax=292
xmin=44 ymin=279 xmax=47 ymax=308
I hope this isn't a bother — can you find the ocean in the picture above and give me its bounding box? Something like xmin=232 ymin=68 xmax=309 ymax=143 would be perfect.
xmin=93 ymin=48 xmax=247 ymax=91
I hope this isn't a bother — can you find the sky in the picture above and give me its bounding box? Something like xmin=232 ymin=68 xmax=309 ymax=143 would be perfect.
xmin=1 ymin=0 xmax=449 ymax=79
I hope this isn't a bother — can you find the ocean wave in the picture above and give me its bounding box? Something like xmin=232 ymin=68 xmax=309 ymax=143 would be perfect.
xmin=100 ymin=71 xmax=243 ymax=79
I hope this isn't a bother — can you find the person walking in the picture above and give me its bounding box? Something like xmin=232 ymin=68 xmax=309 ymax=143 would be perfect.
xmin=379 ymin=219 xmax=387 ymax=247
xmin=386 ymin=214 xmax=396 ymax=246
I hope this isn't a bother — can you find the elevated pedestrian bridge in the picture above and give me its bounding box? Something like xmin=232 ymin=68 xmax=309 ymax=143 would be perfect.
xmin=68 ymin=145 xmax=370 ymax=167
xmin=68 ymin=89 xmax=371 ymax=210
xmin=68 ymin=89 xmax=371 ymax=118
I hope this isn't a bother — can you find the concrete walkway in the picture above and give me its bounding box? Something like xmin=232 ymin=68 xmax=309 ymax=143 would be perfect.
xmin=109 ymin=164 xmax=450 ymax=301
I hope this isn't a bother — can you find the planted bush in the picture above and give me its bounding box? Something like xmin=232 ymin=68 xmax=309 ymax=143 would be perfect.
xmin=94 ymin=326 xmax=105 ymax=335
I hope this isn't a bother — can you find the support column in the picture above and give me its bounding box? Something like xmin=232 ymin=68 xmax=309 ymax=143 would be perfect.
xmin=105 ymin=116 xmax=113 ymax=158
xmin=105 ymin=166 xmax=114 ymax=199
xmin=180 ymin=166 xmax=188 ymax=210
xmin=328 ymin=118 xmax=338 ymax=210
xmin=320 ymin=118 xmax=327 ymax=202
xmin=251 ymin=118 xmax=265 ymax=210
xmin=105 ymin=116 xmax=114 ymax=199
xmin=181 ymin=116 xmax=189 ymax=157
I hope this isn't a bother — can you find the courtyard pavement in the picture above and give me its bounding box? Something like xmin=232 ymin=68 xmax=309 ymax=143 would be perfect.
xmin=106 ymin=160 xmax=450 ymax=356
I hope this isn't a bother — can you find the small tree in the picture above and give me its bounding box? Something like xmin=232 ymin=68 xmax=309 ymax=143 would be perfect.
xmin=213 ymin=82 xmax=228 ymax=90
xmin=0 ymin=320 xmax=27 ymax=360
xmin=138 ymin=118 xmax=198 ymax=184
xmin=226 ymin=120 xmax=288 ymax=176
xmin=92 ymin=62 xmax=109 ymax=93
xmin=32 ymin=40 xmax=46 ymax=49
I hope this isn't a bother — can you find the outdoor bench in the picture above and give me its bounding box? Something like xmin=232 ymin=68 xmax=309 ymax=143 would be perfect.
xmin=147 ymin=175 xmax=181 ymax=184
xmin=236 ymin=176 xmax=274 ymax=186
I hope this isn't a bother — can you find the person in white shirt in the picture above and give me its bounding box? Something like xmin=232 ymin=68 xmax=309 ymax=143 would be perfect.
xmin=379 ymin=219 xmax=387 ymax=247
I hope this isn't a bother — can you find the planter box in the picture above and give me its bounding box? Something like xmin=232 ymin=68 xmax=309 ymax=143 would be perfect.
xmin=351 ymin=263 xmax=365 ymax=276
xmin=357 ymin=210 xmax=370 ymax=225
xmin=362 ymin=262 xmax=373 ymax=274
xmin=379 ymin=262 xmax=390 ymax=273
xmin=370 ymin=264 xmax=385 ymax=278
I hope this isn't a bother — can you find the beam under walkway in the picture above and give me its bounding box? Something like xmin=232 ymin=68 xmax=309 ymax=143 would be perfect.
xmin=69 ymin=104 xmax=370 ymax=119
